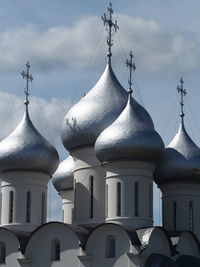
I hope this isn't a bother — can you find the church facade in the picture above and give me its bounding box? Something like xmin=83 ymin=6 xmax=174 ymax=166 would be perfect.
xmin=0 ymin=3 xmax=200 ymax=267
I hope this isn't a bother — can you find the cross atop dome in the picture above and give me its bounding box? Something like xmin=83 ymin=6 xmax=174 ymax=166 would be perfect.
xmin=101 ymin=2 xmax=119 ymax=63
xmin=21 ymin=61 xmax=33 ymax=107
xmin=177 ymin=77 xmax=187 ymax=123
xmin=126 ymin=51 xmax=136 ymax=95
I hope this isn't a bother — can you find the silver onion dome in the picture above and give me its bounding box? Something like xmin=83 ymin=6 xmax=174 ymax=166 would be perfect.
xmin=0 ymin=109 xmax=59 ymax=176
xmin=52 ymin=156 xmax=74 ymax=192
xmin=154 ymin=121 xmax=200 ymax=185
xmin=61 ymin=63 xmax=156 ymax=151
xmin=61 ymin=63 xmax=128 ymax=151
xmin=95 ymin=94 xmax=164 ymax=163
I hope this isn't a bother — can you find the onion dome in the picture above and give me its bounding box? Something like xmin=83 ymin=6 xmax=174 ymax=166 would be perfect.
xmin=154 ymin=121 xmax=200 ymax=184
xmin=61 ymin=4 xmax=159 ymax=152
xmin=52 ymin=156 xmax=74 ymax=192
xmin=95 ymin=52 xmax=164 ymax=163
xmin=154 ymin=78 xmax=200 ymax=185
xmin=95 ymin=93 xmax=164 ymax=163
xmin=0 ymin=62 xmax=59 ymax=176
xmin=61 ymin=63 xmax=128 ymax=151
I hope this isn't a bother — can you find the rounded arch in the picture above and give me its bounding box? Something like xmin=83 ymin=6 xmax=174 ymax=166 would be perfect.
xmin=85 ymin=222 xmax=140 ymax=251
xmin=25 ymin=222 xmax=88 ymax=267
xmin=0 ymin=228 xmax=21 ymax=266
xmin=137 ymin=227 xmax=174 ymax=258
xmin=176 ymin=231 xmax=200 ymax=258
xmin=85 ymin=223 xmax=137 ymax=267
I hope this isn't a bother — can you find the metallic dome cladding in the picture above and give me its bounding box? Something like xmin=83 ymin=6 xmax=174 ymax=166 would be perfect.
xmin=61 ymin=63 xmax=128 ymax=151
xmin=61 ymin=64 xmax=156 ymax=152
xmin=0 ymin=110 xmax=59 ymax=176
xmin=154 ymin=122 xmax=200 ymax=184
xmin=95 ymin=95 xmax=164 ymax=163
xmin=52 ymin=156 xmax=74 ymax=192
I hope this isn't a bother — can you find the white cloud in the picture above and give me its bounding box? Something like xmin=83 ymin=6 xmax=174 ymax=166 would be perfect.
xmin=0 ymin=15 xmax=199 ymax=78
xmin=117 ymin=15 xmax=200 ymax=77
xmin=0 ymin=91 xmax=71 ymax=156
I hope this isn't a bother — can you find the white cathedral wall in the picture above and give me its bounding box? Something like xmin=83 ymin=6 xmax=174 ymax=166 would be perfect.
xmin=25 ymin=222 xmax=81 ymax=267
xmin=85 ymin=224 xmax=133 ymax=267
xmin=0 ymin=228 xmax=21 ymax=267
xmin=160 ymin=182 xmax=200 ymax=239
xmin=104 ymin=161 xmax=154 ymax=229
xmin=71 ymin=146 xmax=106 ymax=226
xmin=59 ymin=190 xmax=74 ymax=224
xmin=0 ymin=171 xmax=49 ymax=232
xmin=175 ymin=232 xmax=200 ymax=259
xmin=137 ymin=227 xmax=173 ymax=266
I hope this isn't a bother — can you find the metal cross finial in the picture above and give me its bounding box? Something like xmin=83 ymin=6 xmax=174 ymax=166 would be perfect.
xmin=177 ymin=77 xmax=187 ymax=122
xmin=21 ymin=61 xmax=33 ymax=107
xmin=126 ymin=51 xmax=136 ymax=95
xmin=101 ymin=2 xmax=119 ymax=62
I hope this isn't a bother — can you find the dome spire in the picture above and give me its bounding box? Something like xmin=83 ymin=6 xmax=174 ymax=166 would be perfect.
xmin=101 ymin=2 xmax=119 ymax=64
xmin=177 ymin=77 xmax=187 ymax=124
xmin=21 ymin=61 xmax=33 ymax=113
xmin=126 ymin=51 xmax=136 ymax=95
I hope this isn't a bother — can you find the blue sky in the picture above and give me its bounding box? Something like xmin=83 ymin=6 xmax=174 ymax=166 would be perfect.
xmin=1 ymin=0 xmax=200 ymax=223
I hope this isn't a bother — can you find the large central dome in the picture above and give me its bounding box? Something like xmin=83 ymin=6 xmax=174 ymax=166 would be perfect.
xmin=61 ymin=62 xmax=157 ymax=152
xmin=61 ymin=63 xmax=128 ymax=151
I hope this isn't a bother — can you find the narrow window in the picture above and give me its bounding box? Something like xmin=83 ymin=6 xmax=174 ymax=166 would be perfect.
xmin=0 ymin=243 xmax=5 ymax=263
xmin=149 ymin=184 xmax=153 ymax=218
xmin=162 ymin=201 xmax=164 ymax=226
xmin=41 ymin=193 xmax=45 ymax=224
xmin=106 ymin=235 xmax=116 ymax=258
xmin=26 ymin=191 xmax=31 ymax=223
xmin=189 ymin=201 xmax=193 ymax=231
xmin=116 ymin=182 xmax=121 ymax=216
xmin=106 ymin=184 xmax=108 ymax=218
xmin=9 ymin=191 xmax=13 ymax=223
xmin=173 ymin=201 xmax=177 ymax=230
xmin=135 ymin=182 xmax=139 ymax=217
xmin=62 ymin=210 xmax=64 ymax=223
xmin=51 ymin=239 xmax=60 ymax=261
xmin=89 ymin=176 xmax=94 ymax=219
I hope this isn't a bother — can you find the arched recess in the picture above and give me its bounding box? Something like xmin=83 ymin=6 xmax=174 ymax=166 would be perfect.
xmin=176 ymin=232 xmax=200 ymax=258
xmin=25 ymin=222 xmax=87 ymax=267
xmin=137 ymin=227 xmax=173 ymax=260
xmin=0 ymin=228 xmax=21 ymax=266
xmin=86 ymin=223 xmax=133 ymax=267
xmin=0 ymin=242 xmax=6 ymax=264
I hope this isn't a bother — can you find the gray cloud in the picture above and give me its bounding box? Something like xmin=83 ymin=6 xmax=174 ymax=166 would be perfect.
xmin=0 ymin=15 xmax=199 ymax=78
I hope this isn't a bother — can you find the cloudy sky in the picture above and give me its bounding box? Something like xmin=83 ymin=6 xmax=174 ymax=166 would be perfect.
xmin=1 ymin=0 xmax=200 ymax=224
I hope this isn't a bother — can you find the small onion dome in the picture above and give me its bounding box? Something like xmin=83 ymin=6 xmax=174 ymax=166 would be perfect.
xmin=154 ymin=121 xmax=200 ymax=185
xmin=95 ymin=94 xmax=164 ymax=163
xmin=52 ymin=156 xmax=74 ymax=192
xmin=0 ymin=109 xmax=59 ymax=176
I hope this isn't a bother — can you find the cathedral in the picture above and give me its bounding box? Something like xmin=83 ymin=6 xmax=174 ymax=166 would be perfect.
xmin=0 ymin=3 xmax=200 ymax=267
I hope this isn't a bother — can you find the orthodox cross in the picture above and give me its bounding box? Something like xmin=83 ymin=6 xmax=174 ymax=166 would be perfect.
xmin=21 ymin=61 xmax=33 ymax=106
xmin=177 ymin=77 xmax=187 ymax=121
xmin=126 ymin=51 xmax=136 ymax=94
xmin=101 ymin=2 xmax=119 ymax=60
